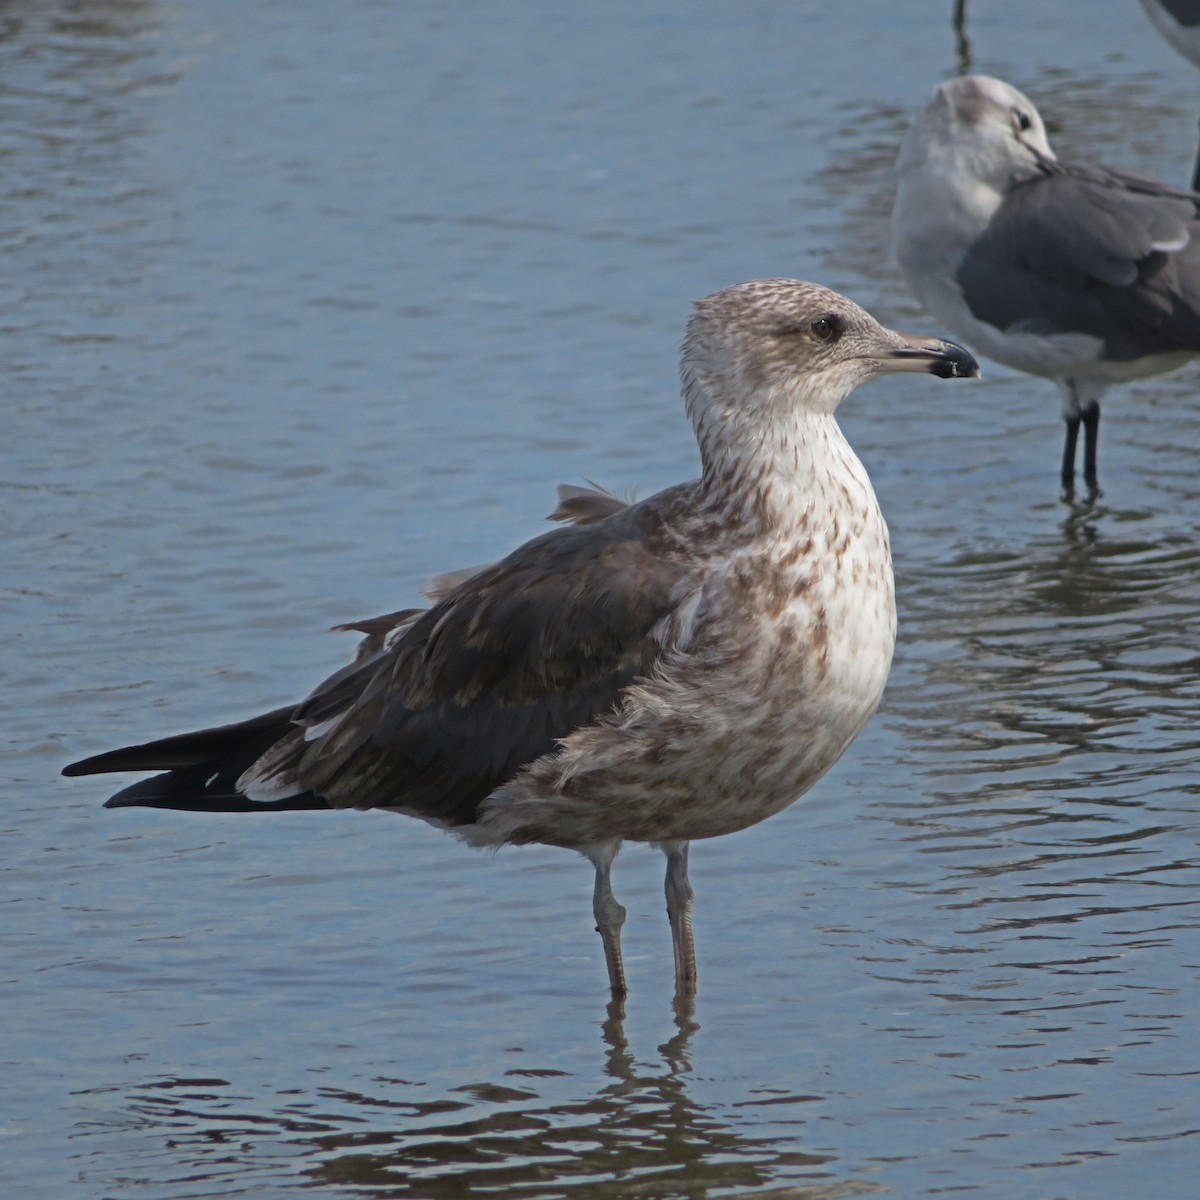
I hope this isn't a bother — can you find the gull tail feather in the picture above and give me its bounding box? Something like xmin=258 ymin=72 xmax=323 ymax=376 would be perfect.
xmin=61 ymin=705 xmax=329 ymax=813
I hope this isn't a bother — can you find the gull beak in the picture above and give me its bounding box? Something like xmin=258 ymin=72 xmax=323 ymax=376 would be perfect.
xmin=874 ymin=331 xmax=981 ymax=380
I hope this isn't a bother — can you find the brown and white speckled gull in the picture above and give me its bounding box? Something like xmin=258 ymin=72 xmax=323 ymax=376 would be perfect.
xmin=62 ymin=279 xmax=978 ymax=1001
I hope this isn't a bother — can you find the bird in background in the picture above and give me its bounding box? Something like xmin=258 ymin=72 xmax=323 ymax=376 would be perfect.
xmin=892 ymin=73 xmax=1200 ymax=493
xmin=64 ymin=279 xmax=978 ymax=1003
xmin=1139 ymin=0 xmax=1200 ymax=188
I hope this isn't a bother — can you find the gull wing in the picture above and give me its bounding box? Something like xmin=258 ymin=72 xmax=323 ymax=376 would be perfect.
xmin=71 ymin=486 xmax=699 ymax=824
xmin=253 ymin=490 xmax=699 ymax=825
xmin=958 ymin=161 xmax=1200 ymax=359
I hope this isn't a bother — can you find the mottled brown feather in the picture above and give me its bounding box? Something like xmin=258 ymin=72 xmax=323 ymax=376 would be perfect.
xmin=288 ymin=484 xmax=701 ymax=823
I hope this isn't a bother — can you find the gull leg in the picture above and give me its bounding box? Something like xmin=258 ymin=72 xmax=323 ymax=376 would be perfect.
xmin=1060 ymin=380 xmax=1081 ymax=490
xmin=586 ymin=842 xmax=627 ymax=999
xmin=1192 ymin=117 xmax=1200 ymax=193
xmin=951 ymin=0 xmax=972 ymax=74
xmin=1061 ymin=417 xmax=1081 ymax=489
xmin=661 ymin=840 xmax=696 ymax=997
xmin=1061 ymin=417 xmax=1080 ymax=489
xmin=1081 ymin=400 xmax=1100 ymax=491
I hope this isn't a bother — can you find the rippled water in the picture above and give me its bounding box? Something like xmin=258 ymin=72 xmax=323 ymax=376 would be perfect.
xmin=5 ymin=1 xmax=1200 ymax=1197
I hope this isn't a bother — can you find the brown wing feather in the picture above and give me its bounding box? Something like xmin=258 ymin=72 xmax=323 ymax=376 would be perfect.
xmin=281 ymin=487 xmax=699 ymax=824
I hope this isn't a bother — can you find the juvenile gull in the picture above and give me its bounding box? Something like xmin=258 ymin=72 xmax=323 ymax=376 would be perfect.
xmin=63 ymin=279 xmax=978 ymax=1000
xmin=892 ymin=74 xmax=1200 ymax=491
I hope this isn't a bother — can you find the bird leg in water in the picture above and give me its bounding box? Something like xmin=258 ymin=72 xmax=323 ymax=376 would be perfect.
xmin=1081 ymin=400 xmax=1100 ymax=491
xmin=1060 ymin=382 xmax=1101 ymax=492
xmin=588 ymin=843 xmax=627 ymax=998
xmin=1062 ymin=412 xmax=1081 ymax=488
xmin=662 ymin=840 xmax=696 ymax=995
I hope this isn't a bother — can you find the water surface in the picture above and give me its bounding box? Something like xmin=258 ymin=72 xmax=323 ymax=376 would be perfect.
xmin=5 ymin=1 xmax=1200 ymax=1196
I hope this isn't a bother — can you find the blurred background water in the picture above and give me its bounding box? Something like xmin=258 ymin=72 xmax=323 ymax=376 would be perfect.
xmin=4 ymin=1 xmax=1200 ymax=1196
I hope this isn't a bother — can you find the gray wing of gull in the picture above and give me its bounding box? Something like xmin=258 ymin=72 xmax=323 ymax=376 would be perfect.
xmin=248 ymin=486 xmax=698 ymax=826
xmin=957 ymin=161 xmax=1200 ymax=360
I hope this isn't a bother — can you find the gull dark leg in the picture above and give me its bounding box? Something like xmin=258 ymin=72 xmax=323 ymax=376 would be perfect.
xmin=587 ymin=842 xmax=628 ymax=998
xmin=661 ymin=840 xmax=696 ymax=996
xmin=1061 ymin=412 xmax=1081 ymax=488
xmin=1192 ymin=117 xmax=1200 ymax=193
xmin=1060 ymin=379 xmax=1084 ymax=490
xmin=952 ymin=0 xmax=972 ymax=73
xmin=1081 ymin=400 xmax=1100 ymax=490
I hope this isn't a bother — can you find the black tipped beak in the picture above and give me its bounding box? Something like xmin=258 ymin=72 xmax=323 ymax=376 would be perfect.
xmin=879 ymin=332 xmax=981 ymax=380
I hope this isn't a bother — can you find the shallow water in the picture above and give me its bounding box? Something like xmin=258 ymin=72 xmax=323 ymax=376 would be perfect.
xmin=5 ymin=1 xmax=1200 ymax=1196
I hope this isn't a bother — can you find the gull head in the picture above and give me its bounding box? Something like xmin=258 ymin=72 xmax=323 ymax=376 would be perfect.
xmin=897 ymin=75 xmax=1055 ymax=194
xmin=682 ymin=279 xmax=979 ymax=427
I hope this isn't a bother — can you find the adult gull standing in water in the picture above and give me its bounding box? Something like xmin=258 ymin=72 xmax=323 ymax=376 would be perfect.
xmin=892 ymin=74 xmax=1200 ymax=491
xmin=63 ymin=279 xmax=978 ymax=1001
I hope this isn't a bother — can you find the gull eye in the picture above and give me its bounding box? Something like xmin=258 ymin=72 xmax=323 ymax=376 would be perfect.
xmin=1014 ymin=109 xmax=1033 ymax=133
xmin=811 ymin=313 xmax=843 ymax=343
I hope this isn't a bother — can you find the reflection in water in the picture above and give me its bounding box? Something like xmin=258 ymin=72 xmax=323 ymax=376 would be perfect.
xmin=896 ymin=501 xmax=1200 ymax=787
xmin=73 ymin=1005 xmax=887 ymax=1200
xmin=875 ymin=505 xmax=1200 ymax=1014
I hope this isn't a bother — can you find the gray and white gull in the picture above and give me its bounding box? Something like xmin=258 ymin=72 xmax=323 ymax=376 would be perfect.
xmin=63 ymin=279 xmax=978 ymax=1000
xmin=892 ymin=74 xmax=1200 ymax=491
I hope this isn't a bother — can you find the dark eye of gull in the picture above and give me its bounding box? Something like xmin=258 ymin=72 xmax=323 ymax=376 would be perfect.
xmin=1014 ymin=109 xmax=1033 ymax=133
xmin=810 ymin=313 xmax=843 ymax=343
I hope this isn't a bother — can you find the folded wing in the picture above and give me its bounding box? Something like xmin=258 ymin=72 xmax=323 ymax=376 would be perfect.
xmin=65 ymin=486 xmax=695 ymax=826
xmin=958 ymin=162 xmax=1200 ymax=359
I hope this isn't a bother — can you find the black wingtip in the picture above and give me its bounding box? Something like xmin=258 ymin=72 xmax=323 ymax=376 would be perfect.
xmin=62 ymin=759 xmax=97 ymax=778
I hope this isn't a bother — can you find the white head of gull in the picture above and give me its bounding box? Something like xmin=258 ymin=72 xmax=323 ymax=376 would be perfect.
xmin=63 ymin=279 xmax=978 ymax=1003
xmin=892 ymin=74 xmax=1200 ymax=492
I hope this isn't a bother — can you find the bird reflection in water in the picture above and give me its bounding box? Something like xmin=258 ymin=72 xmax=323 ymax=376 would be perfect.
xmin=305 ymin=1003 xmax=846 ymax=1196
xmin=82 ymin=1002 xmax=863 ymax=1199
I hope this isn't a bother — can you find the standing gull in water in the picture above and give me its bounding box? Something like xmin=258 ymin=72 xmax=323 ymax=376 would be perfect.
xmin=63 ymin=279 xmax=978 ymax=1000
xmin=892 ymin=74 xmax=1200 ymax=492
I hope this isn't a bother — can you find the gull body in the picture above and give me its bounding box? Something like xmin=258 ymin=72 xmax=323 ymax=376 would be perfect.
xmin=892 ymin=74 xmax=1200 ymax=490
xmin=63 ymin=280 xmax=978 ymax=1001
